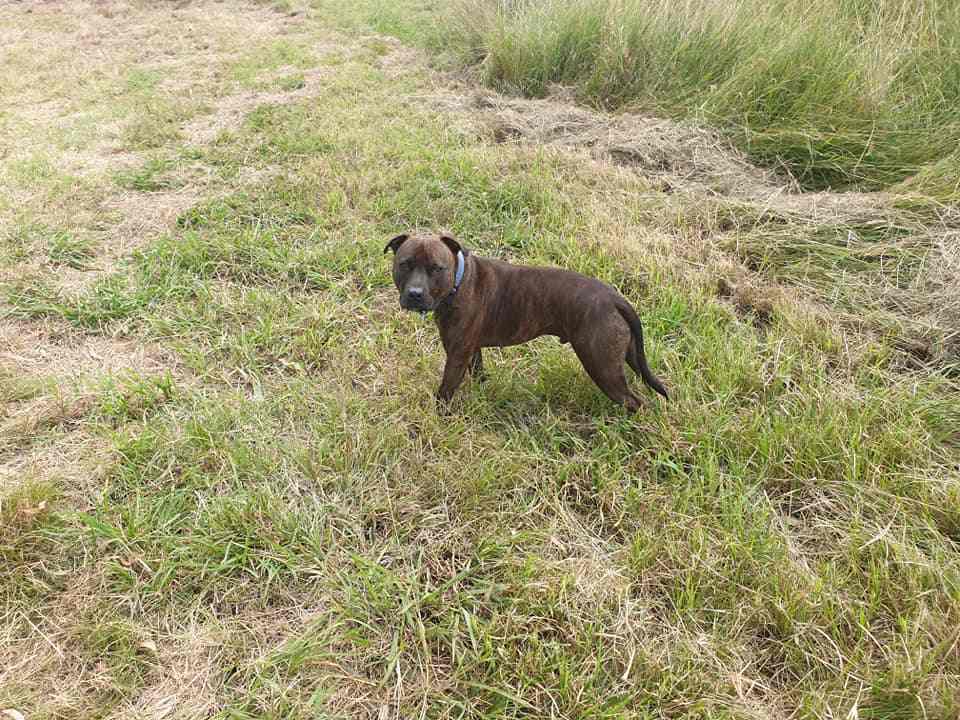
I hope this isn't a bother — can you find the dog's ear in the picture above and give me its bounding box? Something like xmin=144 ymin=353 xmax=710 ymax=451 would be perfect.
xmin=439 ymin=233 xmax=462 ymax=258
xmin=383 ymin=233 xmax=409 ymax=254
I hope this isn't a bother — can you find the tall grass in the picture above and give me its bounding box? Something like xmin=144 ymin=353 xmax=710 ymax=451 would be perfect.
xmin=438 ymin=0 xmax=960 ymax=191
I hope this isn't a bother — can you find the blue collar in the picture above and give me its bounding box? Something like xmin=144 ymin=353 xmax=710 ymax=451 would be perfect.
xmin=439 ymin=250 xmax=466 ymax=308
xmin=453 ymin=250 xmax=465 ymax=290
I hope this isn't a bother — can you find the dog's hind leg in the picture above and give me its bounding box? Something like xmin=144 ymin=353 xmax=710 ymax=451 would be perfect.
xmin=625 ymin=344 xmax=644 ymax=383
xmin=571 ymin=328 xmax=641 ymax=412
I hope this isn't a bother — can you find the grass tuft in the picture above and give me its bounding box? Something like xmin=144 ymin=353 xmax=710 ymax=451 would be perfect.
xmin=356 ymin=0 xmax=960 ymax=191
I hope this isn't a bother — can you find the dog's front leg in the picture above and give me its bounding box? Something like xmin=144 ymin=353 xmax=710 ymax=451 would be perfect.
xmin=437 ymin=349 xmax=472 ymax=405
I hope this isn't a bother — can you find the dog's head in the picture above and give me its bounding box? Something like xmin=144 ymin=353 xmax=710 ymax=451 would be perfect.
xmin=384 ymin=232 xmax=463 ymax=312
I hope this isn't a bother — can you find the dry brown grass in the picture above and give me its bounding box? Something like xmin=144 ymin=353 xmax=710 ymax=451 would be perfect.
xmin=0 ymin=318 xmax=175 ymax=381
xmin=100 ymin=620 xmax=225 ymax=720
xmin=424 ymin=89 xmax=782 ymax=195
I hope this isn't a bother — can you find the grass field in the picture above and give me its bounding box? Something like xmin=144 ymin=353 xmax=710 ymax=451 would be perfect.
xmin=353 ymin=0 xmax=960 ymax=194
xmin=1 ymin=1 xmax=959 ymax=718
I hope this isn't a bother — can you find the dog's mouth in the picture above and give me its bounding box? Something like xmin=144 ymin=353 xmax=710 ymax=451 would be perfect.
xmin=399 ymin=298 xmax=433 ymax=314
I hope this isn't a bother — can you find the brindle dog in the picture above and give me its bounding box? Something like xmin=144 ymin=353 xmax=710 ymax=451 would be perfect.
xmin=385 ymin=231 xmax=669 ymax=411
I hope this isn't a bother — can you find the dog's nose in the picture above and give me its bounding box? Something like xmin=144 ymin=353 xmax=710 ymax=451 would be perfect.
xmin=406 ymin=287 xmax=424 ymax=301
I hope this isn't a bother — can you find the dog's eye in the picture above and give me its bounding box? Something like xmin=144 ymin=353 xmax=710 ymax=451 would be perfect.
xmin=400 ymin=260 xmax=415 ymax=271
xmin=427 ymin=264 xmax=443 ymax=275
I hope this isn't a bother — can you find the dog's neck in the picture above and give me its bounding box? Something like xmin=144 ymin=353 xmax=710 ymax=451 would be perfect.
xmin=435 ymin=249 xmax=468 ymax=312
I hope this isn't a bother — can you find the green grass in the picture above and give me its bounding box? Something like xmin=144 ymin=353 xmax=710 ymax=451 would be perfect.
xmin=1 ymin=1 xmax=959 ymax=718
xmin=46 ymin=231 xmax=96 ymax=269
xmin=895 ymin=147 xmax=960 ymax=204
xmin=331 ymin=0 xmax=960 ymax=193
xmin=113 ymin=157 xmax=184 ymax=192
xmin=231 ymin=39 xmax=317 ymax=88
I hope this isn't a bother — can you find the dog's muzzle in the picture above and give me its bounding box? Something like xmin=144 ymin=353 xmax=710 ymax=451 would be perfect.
xmin=401 ymin=287 xmax=431 ymax=313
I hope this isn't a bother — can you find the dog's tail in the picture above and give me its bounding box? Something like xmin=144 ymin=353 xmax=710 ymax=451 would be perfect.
xmin=615 ymin=299 xmax=669 ymax=400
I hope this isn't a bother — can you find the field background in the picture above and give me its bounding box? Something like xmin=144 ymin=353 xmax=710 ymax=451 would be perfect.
xmin=1 ymin=0 xmax=958 ymax=718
